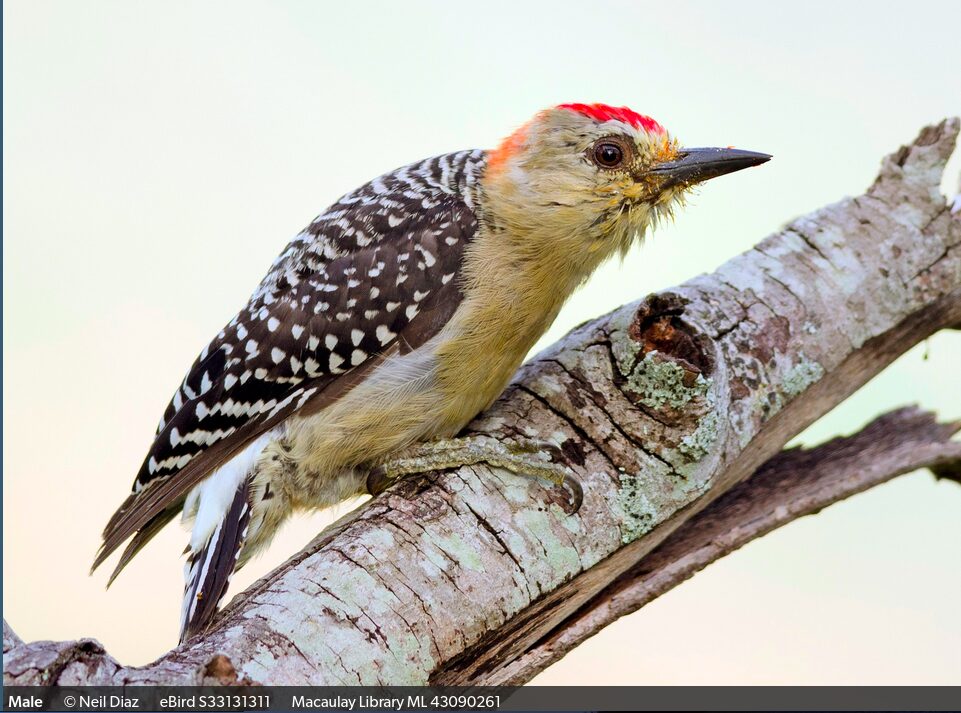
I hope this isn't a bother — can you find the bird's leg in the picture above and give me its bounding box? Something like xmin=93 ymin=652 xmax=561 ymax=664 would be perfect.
xmin=366 ymin=434 xmax=582 ymax=512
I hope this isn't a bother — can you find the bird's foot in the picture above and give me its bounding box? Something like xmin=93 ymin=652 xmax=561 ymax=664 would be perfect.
xmin=366 ymin=435 xmax=582 ymax=513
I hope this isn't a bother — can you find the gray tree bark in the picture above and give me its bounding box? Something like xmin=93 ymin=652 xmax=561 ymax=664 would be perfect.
xmin=4 ymin=119 xmax=960 ymax=687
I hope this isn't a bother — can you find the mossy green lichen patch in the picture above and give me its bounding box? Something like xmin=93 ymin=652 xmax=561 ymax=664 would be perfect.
xmin=624 ymin=351 xmax=710 ymax=410
xmin=659 ymin=411 xmax=721 ymax=483
xmin=782 ymin=353 xmax=825 ymax=397
xmin=676 ymin=411 xmax=719 ymax=462
xmin=615 ymin=472 xmax=660 ymax=544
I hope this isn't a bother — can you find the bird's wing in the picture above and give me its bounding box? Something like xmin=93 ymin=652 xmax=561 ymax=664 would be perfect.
xmin=95 ymin=150 xmax=487 ymax=574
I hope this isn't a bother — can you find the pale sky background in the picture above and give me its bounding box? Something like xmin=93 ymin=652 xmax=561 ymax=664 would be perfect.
xmin=4 ymin=0 xmax=960 ymax=685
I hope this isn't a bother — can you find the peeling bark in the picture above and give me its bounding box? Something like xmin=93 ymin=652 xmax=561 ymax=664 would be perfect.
xmin=4 ymin=119 xmax=960 ymax=686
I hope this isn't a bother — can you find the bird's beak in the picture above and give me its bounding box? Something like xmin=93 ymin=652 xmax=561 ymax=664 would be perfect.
xmin=650 ymin=147 xmax=771 ymax=189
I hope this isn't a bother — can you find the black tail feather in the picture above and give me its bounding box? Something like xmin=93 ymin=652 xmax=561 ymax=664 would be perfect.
xmin=103 ymin=503 xmax=182 ymax=587
xmin=179 ymin=478 xmax=252 ymax=643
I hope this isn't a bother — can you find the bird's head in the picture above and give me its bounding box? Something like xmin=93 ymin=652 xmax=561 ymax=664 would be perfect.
xmin=483 ymin=102 xmax=770 ymax=262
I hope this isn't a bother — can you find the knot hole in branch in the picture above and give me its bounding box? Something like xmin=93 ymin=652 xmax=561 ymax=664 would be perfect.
xmin=617 ymin=293 xmax=716 ymax=427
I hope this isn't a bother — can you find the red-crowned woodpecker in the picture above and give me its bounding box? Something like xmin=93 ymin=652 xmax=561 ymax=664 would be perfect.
xmin=93 ymin=103 xmax=770 ymax=642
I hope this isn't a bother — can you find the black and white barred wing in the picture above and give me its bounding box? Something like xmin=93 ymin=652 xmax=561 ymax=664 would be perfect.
xmin=94 ymin=150 xmax=486 ymax=577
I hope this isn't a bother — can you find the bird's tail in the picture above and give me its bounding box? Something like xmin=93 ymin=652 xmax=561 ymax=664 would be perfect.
xmin=179 ymin=476 xmax=252 ymax=643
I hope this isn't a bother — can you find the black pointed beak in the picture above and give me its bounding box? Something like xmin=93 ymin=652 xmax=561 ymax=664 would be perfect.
xmin=650 ymin=147 xmax=771 ymax=188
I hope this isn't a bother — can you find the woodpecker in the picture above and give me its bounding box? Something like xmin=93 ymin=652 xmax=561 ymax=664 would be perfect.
xmin=92 ymin=103 xmax=770 ymax=642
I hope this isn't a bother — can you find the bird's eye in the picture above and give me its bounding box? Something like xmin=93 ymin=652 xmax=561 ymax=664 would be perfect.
xmin=591 ymin=141 xmax=626 ymax=169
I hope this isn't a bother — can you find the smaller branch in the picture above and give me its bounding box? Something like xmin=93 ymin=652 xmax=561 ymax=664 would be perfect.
xmin=485 ymin=406 xmax=961 ymax=685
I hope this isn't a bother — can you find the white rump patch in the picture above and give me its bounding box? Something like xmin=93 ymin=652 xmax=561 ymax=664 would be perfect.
xmin=183 ymin=429 xmax=277 ymax=553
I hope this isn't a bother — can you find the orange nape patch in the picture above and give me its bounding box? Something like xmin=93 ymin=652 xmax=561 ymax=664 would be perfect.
xmin=487 ymin=121 xmax=531 ymax=175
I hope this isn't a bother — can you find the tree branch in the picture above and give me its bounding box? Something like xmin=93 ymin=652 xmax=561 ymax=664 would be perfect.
xmin=4 ymin=119 xmax=960 ymax=686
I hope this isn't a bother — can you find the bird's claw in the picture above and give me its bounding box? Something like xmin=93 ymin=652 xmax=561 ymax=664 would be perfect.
xmin=365 ymin=465 xmax=391 ymax=497
xmin=559 ymin=472 xmax=584 ymax=515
